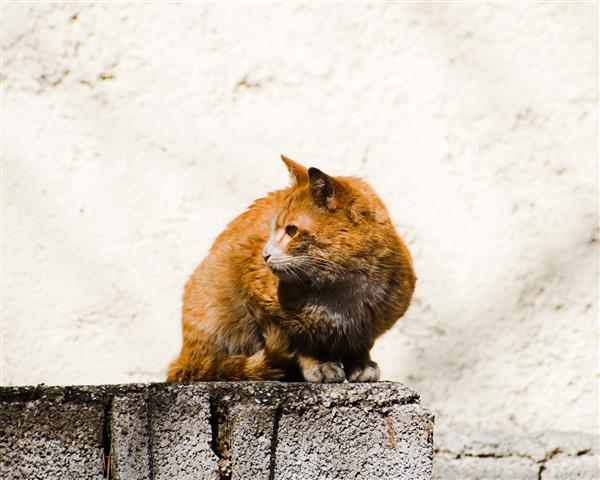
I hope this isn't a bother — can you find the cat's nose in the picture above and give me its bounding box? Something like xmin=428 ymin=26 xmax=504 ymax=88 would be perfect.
xmin=263 ymin=254 xmax=271 ymax=262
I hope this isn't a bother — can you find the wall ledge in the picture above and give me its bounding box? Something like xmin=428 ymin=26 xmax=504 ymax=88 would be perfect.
xmin=0 ymin=382 xmax=434 ymax=480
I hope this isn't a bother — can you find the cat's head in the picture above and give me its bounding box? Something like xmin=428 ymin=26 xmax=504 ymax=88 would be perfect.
xmin=262 ymin=155 xmax=397 ymax=285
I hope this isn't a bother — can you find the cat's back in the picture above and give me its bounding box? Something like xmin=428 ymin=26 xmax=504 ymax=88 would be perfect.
xmin=209 ymin=191 xmax=280 ymax=256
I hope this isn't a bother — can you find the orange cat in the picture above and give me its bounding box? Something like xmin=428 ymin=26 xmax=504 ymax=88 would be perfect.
xmin=167 ymin=156 xmax=416 ymax=383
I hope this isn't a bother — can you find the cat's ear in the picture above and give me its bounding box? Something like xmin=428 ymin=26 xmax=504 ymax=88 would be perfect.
xmin=308 ymin=167 xmax=338 ymax=210
xmin=281 ymin=154 xmax=308 ymax=185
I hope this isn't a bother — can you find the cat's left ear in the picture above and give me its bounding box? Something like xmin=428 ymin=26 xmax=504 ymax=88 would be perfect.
xmin=308 ymin=167 xmax=338 ymax=210
xmin=281 ymin=154 xmax=308 ymax=185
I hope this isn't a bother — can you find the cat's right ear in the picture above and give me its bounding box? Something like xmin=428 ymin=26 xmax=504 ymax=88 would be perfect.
xmin=308 ymin=167 xmax=338 ymax=210
xmin=281 ymin=154 xmax=309 ymax=185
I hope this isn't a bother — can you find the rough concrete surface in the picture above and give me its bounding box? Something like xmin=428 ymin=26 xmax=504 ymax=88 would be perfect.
xmin=0 ymin=386 xmax=110 ymax=480
xmin=434 ymin=426 xmax=599 ymax=480
xmin=275 ymin=402 xmax=433 ymax=479
xmin=228 ymin=402 xmax=276 ymax=480
xmin=1 ymin=1 xmax=598 ymax=442
xmin=110 ymin=394 xmax=152 ymax=480
xmin=0 ymin=382 xmax=434 ymax=480
xmin=148 ymin=386 xmax=219 ymax=479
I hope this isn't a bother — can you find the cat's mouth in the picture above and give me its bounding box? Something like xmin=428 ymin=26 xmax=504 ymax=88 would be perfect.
xmin=266 ymin=254 xmax=342 ymax=284
xmin=266 ymin=256 xmax=298 ymax=279
xmin=266 ymin=258 xmax=288 ymax=275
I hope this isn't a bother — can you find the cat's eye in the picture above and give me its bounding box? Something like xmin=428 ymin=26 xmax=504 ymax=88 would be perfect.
xmin=285 ymin=225 xmax=298 ymax=238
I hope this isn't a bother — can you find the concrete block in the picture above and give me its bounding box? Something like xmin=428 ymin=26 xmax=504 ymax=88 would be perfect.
xmin=541 ymin=456 xmax=600 ymax=480
xmin=434 ymin=427 xmax=600 ymax=480
xmin=274 ymin=402 xmax=433 ymax=480
xmin=149 ymin=385 xmax=219 ymax=480
xmin=229 ymin=403 xmax=277 ymax=480
xmin=110 ymin=393 xmax=152 ymax=480
xmin=0 ymin=394 xmax=105 ymax=479
xmin=433 ymin=455 xmax=539 ymax=480
xmin=435 ymin=427 xmax=548 ymax=462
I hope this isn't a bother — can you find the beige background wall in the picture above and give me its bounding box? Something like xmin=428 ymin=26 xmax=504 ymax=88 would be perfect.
xmin=2 ymin=3 xmax=597 ymax=435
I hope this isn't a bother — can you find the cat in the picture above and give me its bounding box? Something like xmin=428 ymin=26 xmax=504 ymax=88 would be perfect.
xmin=166 ymin=155 xmax=416 ymax=383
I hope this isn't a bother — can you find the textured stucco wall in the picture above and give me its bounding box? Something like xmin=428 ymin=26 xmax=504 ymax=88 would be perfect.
xmin=1 ymin=3 xmax=598 ymax=436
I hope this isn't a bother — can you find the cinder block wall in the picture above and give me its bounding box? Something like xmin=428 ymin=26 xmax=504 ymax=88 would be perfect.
xmin=0 ymin=382 xmax=434 ymax=480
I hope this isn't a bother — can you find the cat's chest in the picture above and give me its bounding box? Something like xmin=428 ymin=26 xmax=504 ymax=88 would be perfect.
xmin=278 ymin=280 xmax=373 ymax=330
xmin=282 ymin=293 xmax=373 ymax=357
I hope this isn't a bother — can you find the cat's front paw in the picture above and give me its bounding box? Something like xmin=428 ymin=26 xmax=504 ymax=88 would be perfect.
xmin=301 ymin=360 xmax=346 ymax=383
xmin=345 ymin=361 xmax=380 ymax=382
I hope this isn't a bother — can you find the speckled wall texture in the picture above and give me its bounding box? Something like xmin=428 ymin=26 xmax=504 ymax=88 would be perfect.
xmin=2 ymin=3 xmax=597 ymax=436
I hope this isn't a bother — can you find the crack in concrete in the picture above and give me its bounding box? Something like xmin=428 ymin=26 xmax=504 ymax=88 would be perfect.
xmin=435 ymin=447 xmax=562 ymax=464
xmin=144 ymin=389 xmax=155 ymax=480
xmin=268 ymin=406 xmax=282 ymax=480
xmin=101 ymin=397 xmax=113 ymax=480
xmin=209 ymin=396 xmax=232 ymax=480
xmin=537 ymin=463 xmax=545 ymax=480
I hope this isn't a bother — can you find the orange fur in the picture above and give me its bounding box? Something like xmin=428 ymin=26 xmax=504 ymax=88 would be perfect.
xmin=167 ymin=156 xmax=415 ymax=383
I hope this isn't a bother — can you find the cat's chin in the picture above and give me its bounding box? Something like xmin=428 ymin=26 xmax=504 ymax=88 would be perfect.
xmin=267 ymin=263 xmax=304 ymax=283
xmin=268 ymin=265 xmax=291 ymax=279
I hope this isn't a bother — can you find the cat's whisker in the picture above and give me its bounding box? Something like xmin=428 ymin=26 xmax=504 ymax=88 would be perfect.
xmin=268 ymin=258 xmax=311 ymax=287
xmin=283 ymin=264 xmax=309 ymax=289
xmin=292 ymin=254 xmax=338 ymax=264
xmin=290 ymin=255 xmax=347 ymax=275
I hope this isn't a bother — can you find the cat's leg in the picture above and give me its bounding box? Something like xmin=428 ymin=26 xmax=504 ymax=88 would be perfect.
xmin=297 ymin=354 xmax=345 ymax=383
xmin=343 ymin=353 xmax=380 ymax=382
